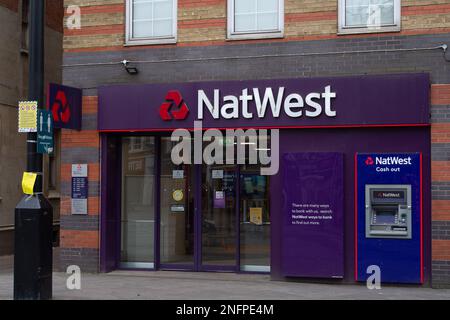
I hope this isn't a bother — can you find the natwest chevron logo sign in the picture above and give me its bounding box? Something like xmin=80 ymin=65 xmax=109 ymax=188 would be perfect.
xmin=51 ymin=90 xmax=71 ymax=123
xmin=159 ymin=90 xmax=189 ymax=121
xmin=365 ymin=156 xmax=374 ymax=166
xmin=47 ymin=83 xmax=81 ymax=130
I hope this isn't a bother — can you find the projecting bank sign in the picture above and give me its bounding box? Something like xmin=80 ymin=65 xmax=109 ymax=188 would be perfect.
xmin=98 ymin=73 xmax=429 ymax=131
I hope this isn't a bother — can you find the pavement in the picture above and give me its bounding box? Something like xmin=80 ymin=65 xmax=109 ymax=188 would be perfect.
xmin=1 ymin=253 xmax=450 ymax=300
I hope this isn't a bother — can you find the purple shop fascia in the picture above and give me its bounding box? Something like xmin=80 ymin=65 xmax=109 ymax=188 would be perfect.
xmin=97 ymin=73 xmax=431 ymax=284
xmin=99 ymin=73 xmax=429 ymax=130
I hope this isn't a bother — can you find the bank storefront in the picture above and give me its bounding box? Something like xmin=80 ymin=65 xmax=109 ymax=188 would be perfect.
xmin=97 ymin=73 xmax=430 ymax=284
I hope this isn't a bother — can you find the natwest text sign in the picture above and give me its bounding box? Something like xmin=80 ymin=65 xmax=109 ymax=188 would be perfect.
xmin=98 ymin=73 xmax=429 ymax=131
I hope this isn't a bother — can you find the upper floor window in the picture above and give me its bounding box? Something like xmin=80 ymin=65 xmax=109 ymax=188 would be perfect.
xmin=227 ymin=0 xmax=284 ymax=40
xmin=126 ymin=0 xmax=177 ymax=45
xmin=338 ymin=0 xmax=401 ymax=35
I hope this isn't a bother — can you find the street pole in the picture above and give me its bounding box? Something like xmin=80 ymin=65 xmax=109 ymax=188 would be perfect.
xmin=14 ymin=0 xmax=53 ymax=300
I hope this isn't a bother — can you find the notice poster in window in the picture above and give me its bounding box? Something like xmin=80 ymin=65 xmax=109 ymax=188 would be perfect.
xmin=212 ymin=170 xmax=223 ymax=179
xmin=214 ymin=190 xmax=225 ymax=208
xmin=172 ymin=170 xmax=184 ymax=179
xmin=249 ymin=207 xmax=263 ymax=225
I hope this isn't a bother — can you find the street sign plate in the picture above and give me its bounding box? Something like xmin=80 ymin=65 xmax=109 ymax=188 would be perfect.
xmin=37 ymin=109 xmax=54 ymax=154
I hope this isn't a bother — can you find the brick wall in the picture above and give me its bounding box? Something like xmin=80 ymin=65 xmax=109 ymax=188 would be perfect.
xmin=0 ymin=0 xmax=65 ymax=32
xmin=47 ymin=0 xmax=65 ymax=33
xmin=62 ymin=0 xmax=450 ymax=51
xmin=431 ymin=84 xmax=450 ymax=287
xmin=59 ymin=96 xmax=100 ymax=273
xmin=0 ymin=0 xmax=18 ymax=12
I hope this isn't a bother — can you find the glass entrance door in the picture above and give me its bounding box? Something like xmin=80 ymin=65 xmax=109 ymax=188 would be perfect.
xmin=201 ymin=165 xmax=237 ymax=270
xmin=119 ymin=136 xmax=271 ymax=273
xmin=159 ymin=137 xmax=195 ymax=269
xmin=120 ymin=137 xmax=156 ymax=269
xmin=239 ymin=165 xmax=271 ymax=272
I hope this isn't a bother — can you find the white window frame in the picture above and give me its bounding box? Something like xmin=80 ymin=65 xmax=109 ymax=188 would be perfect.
xmin=125 ymin=0 xmax=177 ymax=46
xmin=338 ymin=0 xmax=401 ymax=35
xmin=227 ymin=0 xmax=284 ymax=41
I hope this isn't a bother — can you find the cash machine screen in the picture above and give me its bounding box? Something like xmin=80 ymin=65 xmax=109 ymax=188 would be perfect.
xmin=374 ymin=211 xmax=397 ymax=225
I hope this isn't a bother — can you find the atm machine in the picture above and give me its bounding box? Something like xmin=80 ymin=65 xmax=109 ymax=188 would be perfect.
xmin=356 ymin=154 xmax=422 ymax=284
xmin=365 ymin=185 xmax=411 ymax=239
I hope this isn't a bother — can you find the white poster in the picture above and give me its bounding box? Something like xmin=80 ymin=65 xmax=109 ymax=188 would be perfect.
xmin=71 ymin=199 xmax=87 ymax=215
xmin=172 ymin=170 xmax=184 ymax=179
xmin=72 ymin=164 xmax=88 ymax=177
xmin=212 ymin=170 xmax=223 ymax=179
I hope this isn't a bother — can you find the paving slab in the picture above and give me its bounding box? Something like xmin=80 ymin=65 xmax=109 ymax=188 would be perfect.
xmin=0 ymin=270 xmax=449 ymax=300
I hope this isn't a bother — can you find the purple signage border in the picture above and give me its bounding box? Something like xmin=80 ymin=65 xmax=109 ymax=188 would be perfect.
xmin=98 ymin=73 xmax=429 ymax=131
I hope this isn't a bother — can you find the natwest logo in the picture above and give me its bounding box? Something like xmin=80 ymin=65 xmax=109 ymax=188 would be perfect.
xmin=365 ymin=156 xmax=374 ymax=165
xmin=51 ymin=90 xmax=71 ymax=123
xmin=159 ymin=90 xmax=189 ymax=121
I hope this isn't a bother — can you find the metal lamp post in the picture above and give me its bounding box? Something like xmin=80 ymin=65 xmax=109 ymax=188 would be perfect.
xmin=14 ymin=0 xmax=53 ymax=300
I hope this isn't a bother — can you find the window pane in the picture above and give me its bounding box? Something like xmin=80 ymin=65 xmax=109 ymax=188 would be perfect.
xmin=235 ymin=0 xmax=256 ymax=14
xmin=133 ymin=20 xmax=153 ymax=38
xmin=154 ymin=0 xmax=172 ymax=19
xmin=380 ymin=4 xmax=394 ymax=24
xmin=131 ymin=0 xmax=174 ymax=39
xmin=345 ymin=0 xmax=368 ymax=27
xmin=154 ymin=19 xmax=173 ymax=37
xmin=345 ymin=0 xmax=395 ymax=27
xmin=258 ymin=0 xmax=278 ymax=13
xmin=372 ymin=0 xmax=392 ymax=5
xmin=346 ymin=6 xmax=368 ymax=26
xmin=346 ymin=0 xmax=368 ymax=7
xmin=235 ymin=13 xmax=257 ymax=32
xmin=257 ymin=12 xmax=278 ymax=30
xmin=233 ymin=0 xmax=280 ymax=33
xmin=133 ymin=1 xmax=152 ymax=21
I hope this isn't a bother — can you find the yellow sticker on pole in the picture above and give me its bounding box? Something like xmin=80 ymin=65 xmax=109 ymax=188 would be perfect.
xmin=22 ymin=172 xmax=37 ymax=195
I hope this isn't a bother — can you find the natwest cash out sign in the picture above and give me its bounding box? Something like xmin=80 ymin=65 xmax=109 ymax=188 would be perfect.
xmin=98 ymin=74 xmax=430 ymax=131
xmin=362 ymin=153 xmax=416 ymax=174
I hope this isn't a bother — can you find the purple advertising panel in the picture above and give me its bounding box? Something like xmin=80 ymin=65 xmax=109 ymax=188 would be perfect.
xmin=98 ymin=73 xmax=429 ymax=131
xmin=47 ymin=83 xmax=82 ymax=130
xmin=282 ymin=152 xmax=344 ymax=278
